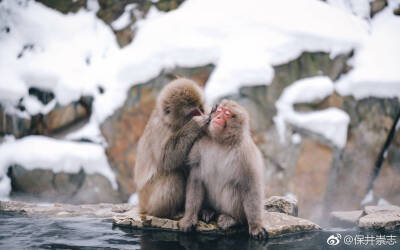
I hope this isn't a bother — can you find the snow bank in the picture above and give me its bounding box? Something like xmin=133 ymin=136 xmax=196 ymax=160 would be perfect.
xmin=0 ymin=136 xmax=117 ymax=198
xmin=0 ymin=0 xmax=367 ymax=127
xmin=327 ymin=0 xmax=372 ymax=20
xmin=274 ymin=76 xmax=350 ymax=148
xmin=0 ymin=0 xmax=119 ymax=117
xmin=119 ymin=0 xmax=367 ymax=103
xmin=336 ymin=0 xmax=400 ymax=99
xmin=111 ymin=3 xmax=137 ymax=30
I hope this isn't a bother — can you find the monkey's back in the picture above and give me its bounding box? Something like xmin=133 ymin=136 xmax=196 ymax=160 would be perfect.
xmin=134 ymin=111 xmax=171 ymax=190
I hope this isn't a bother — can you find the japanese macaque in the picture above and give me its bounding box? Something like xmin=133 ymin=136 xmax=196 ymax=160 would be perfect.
xmin=179 ymin=99 xmax=267 ymax=239
xmin=134 ymin=78 xmax=208 ymax=219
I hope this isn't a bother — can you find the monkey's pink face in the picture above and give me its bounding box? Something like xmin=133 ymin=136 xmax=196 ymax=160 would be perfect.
xmin=211 ymin=105 xmax=232 ymax=131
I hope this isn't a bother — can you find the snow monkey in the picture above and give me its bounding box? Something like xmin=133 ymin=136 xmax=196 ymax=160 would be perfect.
xmin=179 ymin=99 xmax=267 ymax=239
xmin=134 ymin=78 xmax=208 ymax=218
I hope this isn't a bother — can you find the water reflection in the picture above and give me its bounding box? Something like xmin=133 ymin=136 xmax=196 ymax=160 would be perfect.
xmin=1 ymin=212 xmax=399 ymax=250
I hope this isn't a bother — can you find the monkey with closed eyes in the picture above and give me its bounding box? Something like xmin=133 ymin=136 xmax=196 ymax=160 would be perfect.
xmin=179 ymin=99 xmax=267 ymax=239
xmin=134 ymin=78 xmax=208 ymax=219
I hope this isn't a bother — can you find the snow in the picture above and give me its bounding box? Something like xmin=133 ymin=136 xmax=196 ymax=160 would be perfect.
xmin=285 ymin=192 xmax=298 ymax=202
xmin=336 ymin=0 xmax=400 ymax=99
xmin=327 ymin=0 xmax=372 ymax=20
xmin=0 ymin=135 xmax=117 ymax=198
xmin=291 ymin=133 xmax=302 ymax=145
xmin=361 ymin=189 xmax=374 ymax=205
xmin=111 ymin=4 xmax=137 ymax=30
xmin=377 ymin=198 xmax=392 ymax=206
xmin=274 ymin=76 xmax=350 ymax=148
xmin=122 ymin=0 xmax=367 ymax=103
xmin=128 ymin=193 xmax=139 ymax=205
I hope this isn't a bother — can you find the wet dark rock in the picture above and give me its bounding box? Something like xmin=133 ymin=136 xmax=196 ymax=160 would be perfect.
xmin=35 ymin=0 xmax=87 ymax=14
xmin=70 ymin=174 xmax=121 ymax=204
xmin=0 ymin=105 xmax=31 ymax=138
xmin=0 ymin=96 xmax=93 ymax=138
xmin=28 ymin=87 xmax=54 ymax=105
xmin=394 ymin=6 xmax=400 ymax=16
xmin=8 ymin=165 xmax=122 ymax=204
xmin=370 ymin=0 xmax=387 ymax=17
xmin=153 ymin=0 xmax=185 ymax=12
xmin=97 ymin=0 xmax=136 ymax=24
xmin=42 ymin=96 xmax=93 ymax=136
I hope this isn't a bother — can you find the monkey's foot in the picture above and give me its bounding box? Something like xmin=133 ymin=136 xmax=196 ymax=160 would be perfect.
xmin=249 ymin=224 xmax=268 ymax=239
xmin=171 ymin=211 xmax=184 ymax=220
xmin=217 ymin=214 xmax=237 ymax=230
xmin=200 ymin=209 xmax=216 ymax=223
xmin=178 ymin=216 xmax=198 ymax=232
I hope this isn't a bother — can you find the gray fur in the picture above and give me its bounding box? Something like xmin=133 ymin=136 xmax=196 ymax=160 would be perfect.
xmin=179 ymin=100 xmax=267 ymax=239
xmin=134 ymin=78 xmax=206 ymax=218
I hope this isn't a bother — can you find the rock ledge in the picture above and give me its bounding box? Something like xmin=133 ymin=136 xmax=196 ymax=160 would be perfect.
xmin=0 ymin=197 xmax=320 ymax=238
xmin=329 ymin=205 xmax=400 ymax=230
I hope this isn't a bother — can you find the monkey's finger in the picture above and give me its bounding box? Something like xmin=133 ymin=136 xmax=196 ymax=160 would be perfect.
xmin=197 ymin=107 xmax=204 ymax=116
xmin=258 ymin=228 xmax=268 ymax=240
xmin=211 ymin=104 xmax=218 ymax=114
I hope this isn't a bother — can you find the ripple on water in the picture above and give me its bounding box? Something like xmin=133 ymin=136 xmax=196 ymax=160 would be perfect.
xmin=1 ymin=212 xmax=399 ymax=250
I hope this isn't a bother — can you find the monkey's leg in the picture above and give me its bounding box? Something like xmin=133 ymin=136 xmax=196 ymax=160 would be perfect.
xmin=179 ymin=167 xmax=204 ymax=232
xmin=243 ymin=187 xmax=268 ymax=239
xmin=217 ymin=214 xmax=238 ymax=230
xmin=146 ymin=172 xmax=185 ymax=218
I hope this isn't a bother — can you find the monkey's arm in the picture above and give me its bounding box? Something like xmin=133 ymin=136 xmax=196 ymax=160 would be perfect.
xmin=179 ymin=166 xmax=204 ymax=232
xmin=242 ymin=162 xmax=267 ymax=239
xmin=162 ymin=116 xmax=208 ymax=171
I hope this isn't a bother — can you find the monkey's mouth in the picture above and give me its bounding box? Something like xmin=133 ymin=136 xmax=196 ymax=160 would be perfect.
xmin=189 ymin=108 xmax=203 ymax=117
xmin=212 ymin=119 xmax=225 ymax=129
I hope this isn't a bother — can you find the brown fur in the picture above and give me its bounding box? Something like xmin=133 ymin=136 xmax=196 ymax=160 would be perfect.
xmin=179 ymin=99 xmax=267 ymax=239
xmin=134 ymin=78 xmax=206 ymax=218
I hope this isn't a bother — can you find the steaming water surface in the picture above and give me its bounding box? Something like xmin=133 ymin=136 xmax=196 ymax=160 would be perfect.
xmin=0 ymin=211 xmax=399 ymax=250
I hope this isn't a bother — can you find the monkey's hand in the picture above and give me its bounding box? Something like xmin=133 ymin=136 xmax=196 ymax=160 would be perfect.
xmin=249 ymin=224 xmax=268 ymax=240
xmin=178 ymin=216 xmax=197 ymax=232
xmin=193 ymin=114 xmax=210 ymax=131
xmin=217 ymin=214 xmax=237 ymax=230
xmin=200 ymin=208 xmax=216 ymax=223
